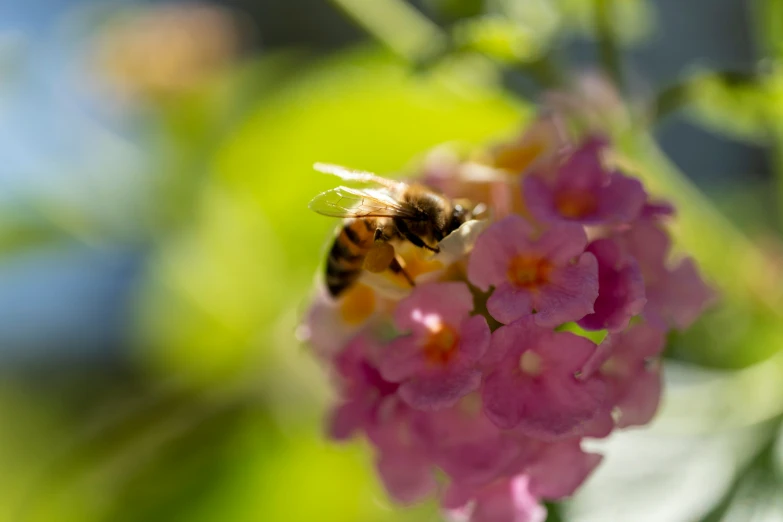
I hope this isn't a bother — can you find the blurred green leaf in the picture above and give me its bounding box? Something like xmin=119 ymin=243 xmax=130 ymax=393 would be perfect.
xmin=133 ymin=186 xmax=287 ymax=382
xmin=753 ymin=0 xmax=783 ymax=61
xmin=550 ymin=0 xmax=657 ymax=45
xmin=425 ymin=0 xmax=486 ymax=21
xmin=453 ymin=16 xmax=543 ymax=63
xmin=683 ymin=72 xmax=772 ymax=143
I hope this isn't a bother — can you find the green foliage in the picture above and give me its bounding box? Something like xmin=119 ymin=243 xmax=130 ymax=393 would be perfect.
xmin=753 ymin=0 xmax=783 ymax=60
xmin=453 ymin=16 xmax=543 ymax=63
xmin=549 ymin=0 xmax=657 ymax=45
xmin=684 ymin=72 xmax=773 ymax=143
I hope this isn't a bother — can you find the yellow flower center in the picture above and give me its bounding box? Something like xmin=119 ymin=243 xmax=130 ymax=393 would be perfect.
xmin=519 ymin=351 xmax=543 ymax=376
xmin=423 ymin=323 xmax=460 ymax=365
xmin=554 ymin=189 xmax=598 ymax=219
xmin=339 ymin=284 xmax=376 ymax=325
xmin=493 ymin=140 xmax=546 ymax=174
xmin=507 ymin=255 xmax=552 ymax=289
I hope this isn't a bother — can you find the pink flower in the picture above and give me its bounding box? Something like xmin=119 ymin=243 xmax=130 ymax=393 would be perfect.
xmin=577 ymin=238 xmax=647 ymax=332
xmin=524 ymin=440 xmax=603 ymax=499
xmin=481 ymin=318 xmax=607 ymax=437
xmin=444 ymin=475 xmax=547 ymax=522
xmin=468 ymin=215 xmax=599 ymax=327
xmin=327 ymin=335 xmax=399 ymax=440
xmin=523 ymin=138 xmax=646 ymax=225
xmin=442 ymin=436 xmax=601 ymax=522
xmin=413 ymin=394 xmax=521 ymax=486
xmin=378 ymin=282 xmax=491 ymax=410
xmin=620 ymin=220 xmax=716 ymax=330
xmin=299 ymin=284 xmax=384 ymax=359
xmin=581 ymin=323 xmax=667 ymax=428
xmin=367 ymin=400 xmax=437 ymax=504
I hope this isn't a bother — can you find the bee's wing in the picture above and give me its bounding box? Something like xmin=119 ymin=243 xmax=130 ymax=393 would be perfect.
xmin=313 ymin=163 xmax=402 ymax=190
xmin=309 ymin=187 xmax=420 ymax=219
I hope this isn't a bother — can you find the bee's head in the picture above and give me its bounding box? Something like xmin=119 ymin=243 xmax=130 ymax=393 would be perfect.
xmin=447 ymin=204 xmax=470 ymax=233
xmin=445 ymin=200 xmax=487 ymax=236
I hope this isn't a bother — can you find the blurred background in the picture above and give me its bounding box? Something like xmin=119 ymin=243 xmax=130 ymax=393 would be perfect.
xmin=1 ymin=0 xmax=783 ymax=521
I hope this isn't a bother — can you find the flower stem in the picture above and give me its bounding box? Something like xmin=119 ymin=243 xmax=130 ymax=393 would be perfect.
xmin=594 ymin=0 xmax=624 ymax=91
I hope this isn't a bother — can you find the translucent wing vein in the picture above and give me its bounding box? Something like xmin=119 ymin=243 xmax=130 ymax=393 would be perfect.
xmin=309 ymin=187 xmax=419 ymax=219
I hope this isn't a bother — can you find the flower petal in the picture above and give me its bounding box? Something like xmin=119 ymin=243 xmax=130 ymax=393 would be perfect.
xmin=468 ymin=215 xmax=537 ymax=290
xmin=578 ymin=239 xmax=646 ymax=332
xmin=482 ymin=369 xmax=523 ymax=430
xmin=532 ymin=223 xmax=589 ymax=265
xmin=395 ymin=282 xmax=475 ymax=333
xmin=653 ymin=257 xmax=717 ymax=330
xmin=556 ymin=137 xmax=609 ymax=188
xmin=487 ymin=283 xmax=534 ymax=325
xmin=378 ymin=335 xmax=427 ymax=382
xmin=533 ymin=252 xmax=599 ymax=327
xmin=399 ymin=369 xmax=482 ymax=411
xmin=483 ymin=316 xmax=541 ymax=368
xmin=515 ymin=374 xmax=606 ymax=439
xmin=527 ymin=441 xmax=603 ymax=499
xmin=328 ymin=399 xmax=368 ymax=441
xmin=598 ymin=173 xmax=646 ymax=223
xmin=376 ymin=449 xmax=436 ymax=504
xmin=617 ymin=364 xmax=662 ymax=428
xmin=456 ymin=314 xmax=492 ymax=364
xmin=522 ymin=175 xmax=559 ymax=224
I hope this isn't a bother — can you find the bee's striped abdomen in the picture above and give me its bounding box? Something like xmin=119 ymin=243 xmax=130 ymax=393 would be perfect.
xmin=326 ymin=219 xmax=376 ymax=297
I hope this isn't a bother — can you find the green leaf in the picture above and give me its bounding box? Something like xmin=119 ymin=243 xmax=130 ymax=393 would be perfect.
xmin=752 ymin=0 xmax=783 ymax=61
xmin=684 ymin=72 xmax=773 ymax=143
xmin=453 ymin=16 xmax=543 ymax=63
xmin=550 ymin=0 xmax=657 ymax=45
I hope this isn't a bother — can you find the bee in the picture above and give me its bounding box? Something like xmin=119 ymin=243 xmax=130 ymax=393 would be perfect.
xmin=309 ymin=163 xmax=479 ymax=298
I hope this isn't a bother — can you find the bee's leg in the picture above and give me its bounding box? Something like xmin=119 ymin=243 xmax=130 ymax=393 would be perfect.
xmin=394 ymin=219 xmax=440 ymax=253
xmin=400 ymin=229 xmax=440 ymax=253
xmin=389 ymin=255 xmax=416 ymax=287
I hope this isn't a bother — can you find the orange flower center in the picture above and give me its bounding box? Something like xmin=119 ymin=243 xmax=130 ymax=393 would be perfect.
xmin=507 ymin=256 xmax=552 ymax=289
xmin=339 ymin=284 xmax=376 ymax=325
xmin=423 ymin=323 xmax=460 ymax=365
xmin=554 ymin=189 xmax=598 ymax=219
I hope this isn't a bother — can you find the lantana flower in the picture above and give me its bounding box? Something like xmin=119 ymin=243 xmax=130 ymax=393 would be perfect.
xmin=523 ymin=138 xmax=647 ymax=225
xmin=302 ymin=121 xmax=716 ymax=522
xmin=468 ymin=216 xmax=599 ymax=327
xmin=378 ymin=282 xmax=491 ymax=410
xmin=481 ymin=317 xmax=607 ymax=437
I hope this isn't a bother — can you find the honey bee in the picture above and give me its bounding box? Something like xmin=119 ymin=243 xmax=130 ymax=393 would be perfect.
xmin=309 ymin=163 xmax=479 ymax=298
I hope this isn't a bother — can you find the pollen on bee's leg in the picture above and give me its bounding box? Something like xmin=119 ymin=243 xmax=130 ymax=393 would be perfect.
xmin=364 ymin=242 xmax=396 ymax=273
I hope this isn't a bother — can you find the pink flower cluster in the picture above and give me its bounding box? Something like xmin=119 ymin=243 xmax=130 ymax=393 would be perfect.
xmin=300 ymin=122 xmax=715 ymax=522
